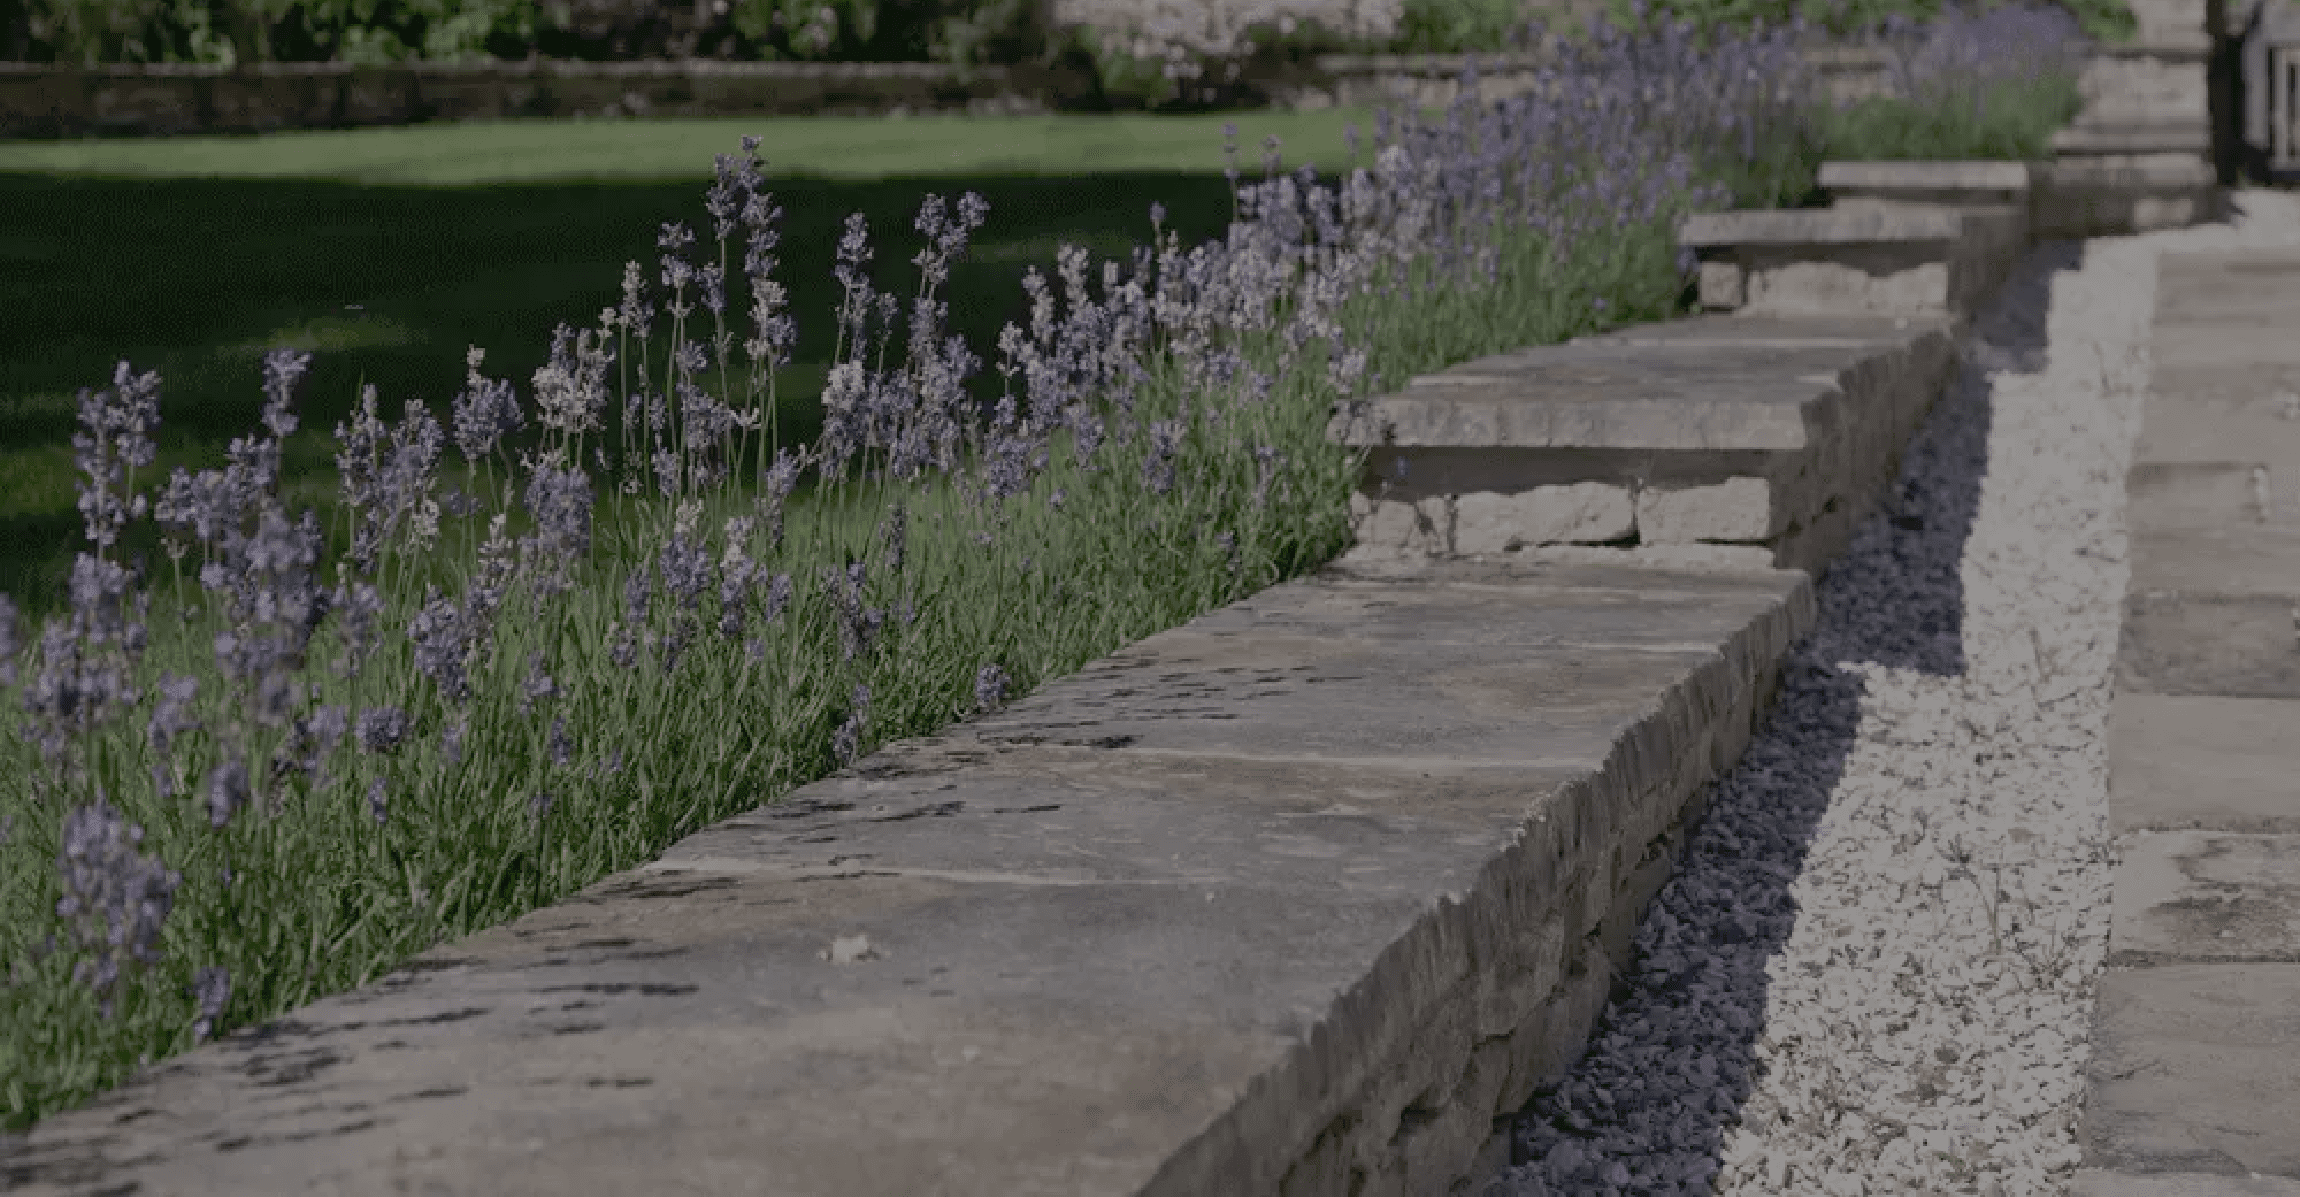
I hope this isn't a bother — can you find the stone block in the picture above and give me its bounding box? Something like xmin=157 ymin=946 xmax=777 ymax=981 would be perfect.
xmin=1350 ymin=492 xmax=1454 ymax=556
xmin=1452 ymin=484 xmax=1634 ymax=552
xmin=1638 ymin=476 xmax=1775 ymax=543
xmin=2052 ymin=124 xmax=2213 ymax=155
xmin=1818 ymin=159 xmax=2032 ymax=208
xmin=1699 ymin=259 xmax=1746 ymax=310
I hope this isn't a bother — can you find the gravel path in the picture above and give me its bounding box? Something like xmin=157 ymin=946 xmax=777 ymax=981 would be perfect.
xmin=1479 ymin=191 xmax=2300 ymax=1197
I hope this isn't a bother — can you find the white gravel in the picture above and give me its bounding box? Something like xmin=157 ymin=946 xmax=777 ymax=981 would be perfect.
xmin=1480 ymin=190 xmax=2300 ymax=1197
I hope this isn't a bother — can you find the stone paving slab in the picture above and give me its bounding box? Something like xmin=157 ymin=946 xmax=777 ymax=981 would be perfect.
xmin=2109 ymin=694 xmax=2300 ymax=835
xmin=2133 ymin=389 xmax=2300 ymax=469
xmin=2116 ymin=591 xmax=2300 ymax=697
xmin=2109 ymin=830 xmax=2300 ymax=964
xmin=2081 ymin=964 xmax=2300 ymax=1179
xmin=2153 ymin=250 xmax=2300 ymax=327
xmin=2125 ymin=462 xmax=2284 ymax=531
xmin=2141 ymin=366 xmax=2300 ymax=411
xmin=2128 ymin=528 xmax=2300 ymax=595
xmin=2074 ymin=1171 xmax=2300 ymax=1196
xmin=2084 ymin=243 xmax=2300 ymax=1192
xmin=0 ymin=559 xmax=1812 ymax=1197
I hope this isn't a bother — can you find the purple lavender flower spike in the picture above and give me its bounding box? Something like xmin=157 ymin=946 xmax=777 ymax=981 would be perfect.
xmin=258 ymin=348 xmax=312 ymax=440
xmin=355 ymin=705 xmax=411 ymax=755
xmin=189 ymin=965 xmax=230 ymax=1045
xmin=439 ymin=715 xmax=468 ymax=767
xmin=547 ymin=716 xmax=574 ymax=770
xmin=518 ymin=649 xmax=560 ymax=716
xmin=451 ymin=346 xmax=525 ymax=469
xmin=205 ymin=753 xmax=250 ymax=828
xmin=974 ymin=663 xmax=1009 ymax=713
xmin=55 ymin=793 xmax=181 ymax=1019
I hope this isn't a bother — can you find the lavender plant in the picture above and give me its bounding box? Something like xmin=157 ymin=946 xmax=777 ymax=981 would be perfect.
xmin=3 ymin=2 xmax=1983 ymax=1131
xmin=1817 ymin=1 xmax=2091 ymax=161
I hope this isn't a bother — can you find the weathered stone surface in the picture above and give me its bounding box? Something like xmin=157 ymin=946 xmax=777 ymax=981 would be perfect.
xmin=2042 ymin=153 xmax=2217 ymax=190
xmin=0 ymin=561 xmax=1813 ymax=1197
xmin=2132 ymin=392 xmax=2300 ymax=467
xmin=2126 ymin=461 xmax=2282 ymax=530
xmin=1678 ymin=206 xmax=1966 ymax=247
xmin=1738 ymin=255 xmax=1956 ymax=317
xmin=2116 ymin=592 xmax=2300 ymax=697
xmin=1453 ymin=483 xmax=1633 ymax=551
xmin=2128 ymin=527 xmax=2300 ymax=594
xmin=1570 ymin=312 xmax=1949 ymax=351
xmin=2053 ymin=125 xmax=2213 ymax=154
xmin=1361 ymin=343 xmax=1857 ymax=450
xmin=1818 ymin=159 xmax=2031 ymax=207
xmin=2074 ymin=1170 xmax=2300 ymax=1196
xmin=1699 ymin=259 xmax=1746 ymax=310
xmin=2082 ymin=964 xmax=2300 ymax=1178
xmin=1637 ymin=476 xmax=1775 ymax=543
xmin=1331 ymin=316 xmax=1956 ymax=572
xmin=2110 ymin=693 xmax=2300 ymax=835
xmin=2109 ymin=830 xmax=2300 ymax=964
xmin=1349 ymin=492 xmax=1453 ymax=557
xmin=1681 ymin=206 xmax=2024 ymax=318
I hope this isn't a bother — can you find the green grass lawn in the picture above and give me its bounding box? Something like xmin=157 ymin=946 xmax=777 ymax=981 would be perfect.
xmin=0 ymin=107 xmax=1410 ymax=637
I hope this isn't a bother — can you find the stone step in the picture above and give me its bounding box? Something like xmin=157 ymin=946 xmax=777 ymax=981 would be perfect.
xmin=2053 ymin=124 xmax=2214 ymax=156
xmin=1675 ymin=205 xmax=2027 ymax=320
xmin=2032 ymin=155 xmax=2219 ymax=239
xmin=1817 ymin=159 xmax=2033 ymax=210
xmin=0 ymin=554 xmax=1817 ymax=1197
xmin=2090 ymin=28 xmax=2215 ymax=60
xmin=1326 ymin=312 xmax=1960 ymax=574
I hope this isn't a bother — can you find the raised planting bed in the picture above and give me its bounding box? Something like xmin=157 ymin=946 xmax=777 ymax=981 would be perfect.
xmin=6 ymin=281 xmax=2023 ymax=1192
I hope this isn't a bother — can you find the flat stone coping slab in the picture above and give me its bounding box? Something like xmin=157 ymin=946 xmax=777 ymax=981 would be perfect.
xmin=2052 ymin=125 xmax=2213 ymax=155
xmin=1329 ymin=314 xmax=1956 ymax=452
xmin=1568 ymin=311 xmax=1950 ymax=350
xmin=2 ymin=558 xmax=1815 ymax=1197
xmin=1818 ymin=159 xmax=2032 ymax=200
xmin=2040 ymin=154 xmax=2217 ymax=189
xmin=1678 ymin=206 xmax=1968 ymax=248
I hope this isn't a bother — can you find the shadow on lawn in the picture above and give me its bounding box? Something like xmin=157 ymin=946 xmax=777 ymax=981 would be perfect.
xmin=0 ymin=166 xmax=1248 ymax=634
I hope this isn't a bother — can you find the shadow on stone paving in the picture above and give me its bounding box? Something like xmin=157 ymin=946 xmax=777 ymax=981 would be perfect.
xmin=1481 ymin=239 xmax=2086 ymax=1196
